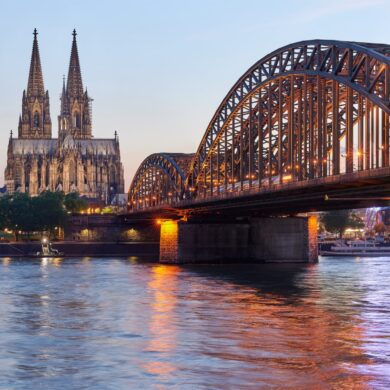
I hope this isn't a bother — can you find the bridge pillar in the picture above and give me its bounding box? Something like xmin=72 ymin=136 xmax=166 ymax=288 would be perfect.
xmin=159 ymin=216 xmax=317 ymax=264
xmin=159 ymin=220 xmax=250 ymax=263
xmin=250 ymin=216 xmax=318 ymax=263
xmin=159 ymin=220 xmax=180 ymax=263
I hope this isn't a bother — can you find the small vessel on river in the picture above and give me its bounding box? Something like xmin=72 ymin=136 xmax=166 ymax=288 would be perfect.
xmin=320 ymin=239 xmax=390 ymax=257
xmin=32 ymin=237 xmax=64 ymax=257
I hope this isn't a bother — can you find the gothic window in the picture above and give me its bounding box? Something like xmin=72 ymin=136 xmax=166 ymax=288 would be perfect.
xmin=33 ymin=112 xmax=40 ymax=127
xmin=46 ymin=165 xmax=50 ymax=189
xmin=69 ymin=160 xmax=76 ymax=185
xmin=73 ymin=112 xmax=81 ymax=129
xmin=38 ymin=167 xmax=41 ymax=189
xmin=15 ymin=163 xmax=22 ymax=182
xmin=25 ymin=163 xmax=31 ymax=191
xmin=109 ymin=165 xmax=117 ymax=185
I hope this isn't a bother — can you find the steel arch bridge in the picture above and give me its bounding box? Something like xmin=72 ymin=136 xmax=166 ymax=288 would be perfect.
xmin=128 ymin=153 xmax=194 ymax=209
xmin=128 ymin=39 xmax=390 ymax=212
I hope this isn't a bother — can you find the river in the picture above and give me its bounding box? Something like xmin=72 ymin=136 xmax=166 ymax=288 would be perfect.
xmin=0 ymin=256 xmax=389 ymax=389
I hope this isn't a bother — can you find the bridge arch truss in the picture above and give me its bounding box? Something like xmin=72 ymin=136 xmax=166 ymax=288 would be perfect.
xmin=186 ymin=39 xmax=390 ymax=198
xmin=128 ymin=153 xmax=194 ymax=210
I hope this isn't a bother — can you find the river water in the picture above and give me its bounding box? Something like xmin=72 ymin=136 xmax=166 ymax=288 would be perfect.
xmin=0 ymin=256 xmax=389 ymax=389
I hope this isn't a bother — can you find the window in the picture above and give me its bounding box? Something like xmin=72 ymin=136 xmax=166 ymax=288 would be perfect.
xmin=69 ymin=160 xmax=76 ymax=185
xmin=109 ymin=166 xmax=117 ymax=185
xmin=33 ymin=112 xmax=40 ymax=127
xmin=73 ymin=112 xmax=81 ymax=129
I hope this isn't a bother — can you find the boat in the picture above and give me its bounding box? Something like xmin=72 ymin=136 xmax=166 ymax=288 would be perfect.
xmin=31 ymin=237 xmax=64 ymax=257
xmin=320 ymin=239 xmax=390 ymax=257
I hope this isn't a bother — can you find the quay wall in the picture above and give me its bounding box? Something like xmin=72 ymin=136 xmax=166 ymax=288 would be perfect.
xmin=64 ymin=214 xmax=160 ymax=242
xmin=0 ymin=242 xmax=159 ymax=258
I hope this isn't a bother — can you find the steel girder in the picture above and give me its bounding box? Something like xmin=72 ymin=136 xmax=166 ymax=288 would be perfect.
xmin=127 ymin=40 xmax=390 ymax=209
xmin=128 ymin=153 xmax=193 ymax=210
xmin=186 ymin=40 xmax=390 ymax=195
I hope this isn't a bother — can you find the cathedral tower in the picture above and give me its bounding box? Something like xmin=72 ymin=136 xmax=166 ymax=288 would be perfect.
xmin=6 ymin=29 xmax=124 ymax=202
xmin=58 ymin=30 xmax=92 ymax=140
xmin=18 ymin=29 xmax=52 ymax=139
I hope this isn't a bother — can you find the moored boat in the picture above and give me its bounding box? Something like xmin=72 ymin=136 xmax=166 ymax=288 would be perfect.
xmin=30 ymin=237 xmax=64 ymax=257
xmin=320 ymin=239 xmax=390 ymax=257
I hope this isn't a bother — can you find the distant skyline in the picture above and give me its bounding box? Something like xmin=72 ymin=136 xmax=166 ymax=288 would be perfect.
xmin=1 ymin=0 xmax=389 ymax=189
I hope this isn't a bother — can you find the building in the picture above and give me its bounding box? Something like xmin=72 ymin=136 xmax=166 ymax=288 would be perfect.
xmin=4 ymin=29 xmax=124 ymax=203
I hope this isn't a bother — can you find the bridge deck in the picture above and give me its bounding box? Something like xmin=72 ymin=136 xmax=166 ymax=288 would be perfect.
xmin=126 ymin=167 xmax=390 ymax=218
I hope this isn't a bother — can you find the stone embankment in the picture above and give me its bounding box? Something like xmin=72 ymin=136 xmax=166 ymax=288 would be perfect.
xmin=0 ymin=242 xmax=159 ymax=258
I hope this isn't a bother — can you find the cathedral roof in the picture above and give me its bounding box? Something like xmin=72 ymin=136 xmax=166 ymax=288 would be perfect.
xmin=12 ymin=139 xmax=54 ymax=155
xmin=10 ymin=138 xmax=119 ymax=157
xmin=63 ymin=134 xmax=76 ymax=150
xmin=27 ymin=29 xmax=45 ymax=97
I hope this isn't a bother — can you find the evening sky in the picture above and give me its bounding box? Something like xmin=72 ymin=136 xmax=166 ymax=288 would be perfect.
xmin=0 ymin=0 xmax=388 ymax=188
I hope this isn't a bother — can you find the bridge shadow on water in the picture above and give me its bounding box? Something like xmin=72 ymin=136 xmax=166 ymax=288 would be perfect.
xmin=3 ymin=256 xmax=314 ymax=300
xmin=171 ymin=261 xmax=315 ymax=300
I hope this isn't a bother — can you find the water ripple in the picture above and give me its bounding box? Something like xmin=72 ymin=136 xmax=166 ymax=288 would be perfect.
xmin=0 ymin=256 xmax=389 ymax=389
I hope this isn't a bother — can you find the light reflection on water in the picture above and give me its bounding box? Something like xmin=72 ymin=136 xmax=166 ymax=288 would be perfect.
xmin=0 ymin=256 xmax=389 ymax=389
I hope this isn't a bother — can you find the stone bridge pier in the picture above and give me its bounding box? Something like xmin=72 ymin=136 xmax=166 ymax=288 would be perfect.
xmin=159 ymin=216 xmax=318 ymax=264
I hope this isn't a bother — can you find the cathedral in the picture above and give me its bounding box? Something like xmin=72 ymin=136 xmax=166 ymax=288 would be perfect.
xmin=4 ymin=29 xmax=124 ymax=203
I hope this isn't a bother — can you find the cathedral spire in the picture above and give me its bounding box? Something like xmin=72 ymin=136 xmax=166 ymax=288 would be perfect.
xmin=61 ymin=75 xmax=69 ymax=114
xmin=59 ymin=30 xmax=92 ymax=140
xmin=19 ymin=29 xmax=51 ymax=139
xmin=27 ymin=28 xmax=45 ymax=97
xmin=66 ymin=29 xmax=83 ymax=98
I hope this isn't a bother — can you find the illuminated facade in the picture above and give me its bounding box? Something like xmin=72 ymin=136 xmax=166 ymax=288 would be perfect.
xmin=4 ymin=29 xmax=124 ymax=203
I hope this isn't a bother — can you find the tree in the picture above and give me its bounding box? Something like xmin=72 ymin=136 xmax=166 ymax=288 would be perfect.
xmin=33 ymin=191 xmax=67 ymax=236
xmin=0 ymin=195 xmax=11 ymax=231
xmin=64 ymin=192 xmax=88 ymax=213
xmin=0 ymin=192 xmax=68 ymax=240
xmin=320 ymin=209 xmax=364 ymax=238
xmin=101 ymin=206 xmax=115 ymax=214
xmin=5 ymin=193 xmax=34 ymax=240
xmin=374 ymin=222 xmax=386 ymax=235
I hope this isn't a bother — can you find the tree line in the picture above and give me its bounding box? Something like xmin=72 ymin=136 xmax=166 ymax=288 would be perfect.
xmin=0 ymin=191 xmax=88 ymax=240
xmin=320 ymin=209 xmax=365 ymax=238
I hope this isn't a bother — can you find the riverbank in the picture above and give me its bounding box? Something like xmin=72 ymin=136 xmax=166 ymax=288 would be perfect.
xmin=0 ymin=242 xmax=159 ymax=258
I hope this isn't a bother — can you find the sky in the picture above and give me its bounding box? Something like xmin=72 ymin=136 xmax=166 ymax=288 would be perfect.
xmin=0 ymin=0 xmax=389 ymax=189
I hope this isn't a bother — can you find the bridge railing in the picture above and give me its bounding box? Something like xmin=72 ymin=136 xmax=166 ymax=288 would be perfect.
xmin=127 ymin=166 xmax=390 ymax=213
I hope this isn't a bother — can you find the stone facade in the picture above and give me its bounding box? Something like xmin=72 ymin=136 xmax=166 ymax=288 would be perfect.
xmin=4 ymin=30 xmax=124 ymax=203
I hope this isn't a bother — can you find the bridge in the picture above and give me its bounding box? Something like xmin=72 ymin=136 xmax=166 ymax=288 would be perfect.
xmin=127 ymin=39 xmax=390 ymax=264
